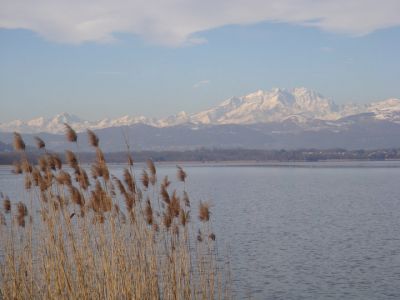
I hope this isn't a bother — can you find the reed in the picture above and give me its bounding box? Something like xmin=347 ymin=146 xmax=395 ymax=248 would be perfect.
xmin=0 ymin=125 xmax=231 ymax=299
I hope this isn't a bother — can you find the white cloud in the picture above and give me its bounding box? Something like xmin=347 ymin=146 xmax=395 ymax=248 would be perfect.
xmin=1 ymin=0 xmax=399 ymax=46
xmin=193 ymin=80 xmax=210 ymax=88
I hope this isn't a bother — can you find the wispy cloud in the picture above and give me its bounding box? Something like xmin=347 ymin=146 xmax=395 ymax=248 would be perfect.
xmin=320 ymin=46 xmax=334 ymax=53
xmin=1 ymin=1 xmax=399 ymax=46
xmin=193 ymin=80 xmax=210 ymax=88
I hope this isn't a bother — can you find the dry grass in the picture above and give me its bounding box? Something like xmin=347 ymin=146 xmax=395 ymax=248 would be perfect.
xmin=0 ymin=126 xmax=231 ymax=300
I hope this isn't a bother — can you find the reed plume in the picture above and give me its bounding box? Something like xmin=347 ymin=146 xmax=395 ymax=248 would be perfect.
xmin=177 ymin=166 xmax=187 ymax=182
xmin=64 ymin=123 xmax=77 ymax=142
xmin=65 ymin=150 xmax=79 ymax=170
xmin=12 ymin=162 xmax=22 ymax=174
xmin=34 ymin=136 xmax=46 ymax=149
xmin=123 ymin=168 xmax=136 ymax=194
xmin=160 ymin=184 xmax=170 ymax=204
xmin=21 ymin=160 xmax=32 ymax=173
xmin=147 ymin=159 xmax=157 ymax=185
xmin=199 ymin=201 xmax=210 ymax=222
xmin=13 ymin=132 xmax=25 ymax=151
xmin=3 ymin=197 xmax=11 ymax=213
xmin=16 ymin=201 xmax=28 ymax=227
xmin=179 ymin=209 xmax=189 ymax=226
xmin=141 ymin=169 xmax=149 ymax=189
xmin=145 ymin=199 xmax=153 ymax=225
xmin=52 ymin=154 xmax=62 ymax=170
xmin=56 ymin=170 xmax=72 ymax=186
xmin=87 ymin=129 xmax=99 ymax=147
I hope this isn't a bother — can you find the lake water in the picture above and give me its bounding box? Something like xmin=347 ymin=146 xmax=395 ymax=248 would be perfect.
xmin=1 ymin=161 xmax=400 ymax=299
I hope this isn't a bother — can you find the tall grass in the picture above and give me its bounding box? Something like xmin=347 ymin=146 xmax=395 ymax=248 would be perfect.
xmin=0 ymin=125 xmax=231 ymax=299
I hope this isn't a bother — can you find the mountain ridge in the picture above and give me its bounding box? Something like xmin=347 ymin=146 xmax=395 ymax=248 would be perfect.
xmin=1 ymin=87 xmax=400 ymax=134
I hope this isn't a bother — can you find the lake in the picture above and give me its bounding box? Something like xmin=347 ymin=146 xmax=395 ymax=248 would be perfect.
xmin=1 ymin=161 xmax=400 ymax=299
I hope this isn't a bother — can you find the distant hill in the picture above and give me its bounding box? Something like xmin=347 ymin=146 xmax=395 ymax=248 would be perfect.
xmin=0 ymin=141 xmax=13 ymax=152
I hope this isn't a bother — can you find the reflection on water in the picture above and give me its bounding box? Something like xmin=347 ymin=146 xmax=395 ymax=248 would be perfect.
xmin=1 ymin=161 xmax=400 ymax=299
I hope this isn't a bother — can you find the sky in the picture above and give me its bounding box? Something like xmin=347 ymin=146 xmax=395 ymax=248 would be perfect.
xmin=1 ymin=0 xmax=400 ymax=122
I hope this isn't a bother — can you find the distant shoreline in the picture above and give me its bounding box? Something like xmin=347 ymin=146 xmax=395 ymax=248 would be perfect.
xmin=1 ymin=147 xmax=400 ymax=166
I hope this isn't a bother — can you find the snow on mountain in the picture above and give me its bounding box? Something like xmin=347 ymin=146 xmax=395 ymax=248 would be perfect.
xmin=190 ymin=88 xmax=342 ymax=124
xmin=366 ymin=98 xmax=400 ymax=122
xmin=0 ymin=113 xmax=88 ymax=134
xmin=1 ymin=88 xmax=399 ymax=134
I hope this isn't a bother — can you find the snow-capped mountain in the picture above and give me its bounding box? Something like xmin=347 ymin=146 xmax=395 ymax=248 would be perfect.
xmin=189 ymin=88 xmax=342 ymax=124
xmin=1 ymin=88 xmax=400 ymax=134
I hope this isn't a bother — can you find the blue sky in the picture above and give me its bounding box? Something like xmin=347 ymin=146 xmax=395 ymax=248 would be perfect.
xmin=1 ymin=0 xmax=400 ymax=122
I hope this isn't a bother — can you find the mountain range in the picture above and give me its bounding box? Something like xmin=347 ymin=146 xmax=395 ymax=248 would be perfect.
xmin=1 ymin=88 xmax=400 ymax=151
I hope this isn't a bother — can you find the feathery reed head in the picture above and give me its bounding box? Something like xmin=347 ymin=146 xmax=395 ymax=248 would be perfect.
xmin=24 ymin=175 xmax=32 ymax=190
xmin=160 ymin=185 xmax=170 ymax=204
xmin=21 ymin=160 xmax=32 ymax=174
xmin=64 ymin=123 xmax=77 ymax=142
xmin=198 ymin=201 xmax=210 ymax=222
xmin=177 ymin=166 xmax=187 ymax=182
xmin=3 ymin=197 xmax=11 ymax=214
xmin=57 ymin=170 xmax=72 ymax=186
xmin=179 ymin=209 xmax=189 ymax=226
xmin=145 ymin=199 xmax=153 ymax=225
xmin=146 ymin=160 xmax=157 ymax=185
xmin=13 ymin=132 xmax=25 ymax=151
xmin=163 ymin=212 xmax=172 ymax=229
xmin=69 ymin=186 xmax=84 ymax=207
xmin=17 ymin=202 xmax=28 ymax=226
xmin=13 ymin=162 xmax=22 ymax=174
xmin=169 ymin=191 xmax=180 ymax=218
xmin=162 ymin=176 xmax=171 ymax=188
xmin=141 ymin=170 xmax=149 ymax=189
xmin=52 ymin=155 xmax=62 ymax=170
xmin=87 ymin=129 xmax=99 ymax=147
xmin=65 ymin=150 xmax=78 ymax=170
xmin=147 ymin=159 xmax=156 ymax=176
xmin=38 ymin=156 xmax=48 ymax=172
xmin=34 ymin=136 xmax=46 ymax=149
xmin=123 ymin=168 xmax=136 ymax=194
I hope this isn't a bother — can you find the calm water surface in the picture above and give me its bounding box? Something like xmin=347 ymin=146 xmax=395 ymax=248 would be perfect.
xmin=1 ymin=161 xmax=400 ymax=299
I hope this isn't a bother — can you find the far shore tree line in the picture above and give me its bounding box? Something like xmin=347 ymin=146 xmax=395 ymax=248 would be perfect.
xmin=0 ymin=147 xmax=399 ymax=165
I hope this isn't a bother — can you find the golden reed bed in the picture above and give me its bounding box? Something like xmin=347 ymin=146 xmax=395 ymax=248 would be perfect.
xmin=0 ymin=125 xmax=231 ymax=299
